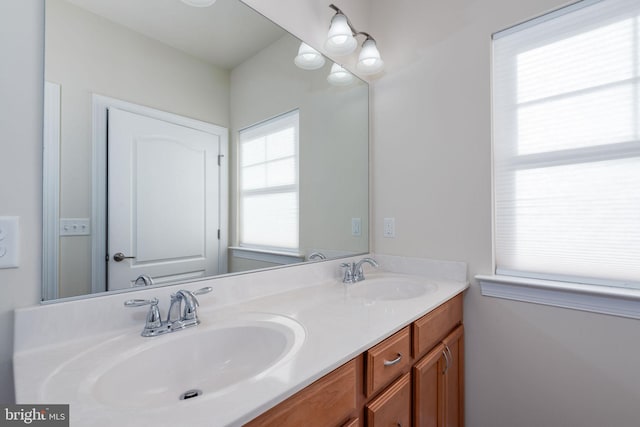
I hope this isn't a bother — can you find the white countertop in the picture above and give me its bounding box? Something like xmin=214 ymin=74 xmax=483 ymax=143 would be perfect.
xmin=14 ymin=255 xmax=468 ymax=427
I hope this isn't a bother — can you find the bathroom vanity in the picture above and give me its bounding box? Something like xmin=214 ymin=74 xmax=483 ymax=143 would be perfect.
xmin=245 ymin=294 xmax=463 ymax=427
xmin=13 ymin=255 xmax=468 ymax=426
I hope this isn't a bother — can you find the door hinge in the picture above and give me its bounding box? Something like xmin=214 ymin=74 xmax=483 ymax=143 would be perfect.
xmin=218 ymin=154 xmax=225 ymax=166
xmin=217 ymin=229 xmax=221 ymax=240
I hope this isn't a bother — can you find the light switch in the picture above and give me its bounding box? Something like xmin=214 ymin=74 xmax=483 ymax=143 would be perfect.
xmin=0 ymin=216 xmax=19 ymax=268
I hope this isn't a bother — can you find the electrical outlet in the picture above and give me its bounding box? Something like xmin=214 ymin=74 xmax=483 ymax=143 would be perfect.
xmin=383 ymin=217 xmax=395 ymax=238
xmin=351 ymin=218 xmax=361 ymax=236
xmin=0 ymin=216 xmax=19 ymax=268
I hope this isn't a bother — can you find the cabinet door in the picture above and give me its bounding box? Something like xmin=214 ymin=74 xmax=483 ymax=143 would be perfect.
xmin=413 ymin=325 xmax=464 ymax=427
xmin=366 ymin=372 xmax=411 ymax=427
xmin=413 ymin=343 xmax=446 ymax=427
xmin=443 ymin=325 xmax=464 ymax=427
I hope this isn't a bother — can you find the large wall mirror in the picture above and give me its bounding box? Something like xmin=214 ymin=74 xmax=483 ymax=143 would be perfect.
xmin=42 ymin=0 xmax=369 ymax=302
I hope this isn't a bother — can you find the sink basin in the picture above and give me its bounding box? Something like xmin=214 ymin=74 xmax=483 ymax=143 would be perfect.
xmin=41 ymin=312 xmax=305 ymax=409
xmin=348 ymin=274 xmax=437 ymax=301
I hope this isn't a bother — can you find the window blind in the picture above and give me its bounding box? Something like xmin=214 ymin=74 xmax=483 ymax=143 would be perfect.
xmin=238 ymin=110 xmax=299 ymax=250
xmin=492 ymin=0 xmax=640 ymax=288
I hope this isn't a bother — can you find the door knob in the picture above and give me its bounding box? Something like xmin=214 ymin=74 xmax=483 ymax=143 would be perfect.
xmin=113 ymin=252 xmax=135 ymax=262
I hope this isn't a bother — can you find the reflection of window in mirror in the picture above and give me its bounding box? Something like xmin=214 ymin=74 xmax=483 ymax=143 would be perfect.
xmin=238 ymin=110 xmax=299 ymax=252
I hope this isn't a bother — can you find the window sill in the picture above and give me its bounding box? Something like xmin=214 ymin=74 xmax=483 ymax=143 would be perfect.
xmin=476 ymin=274 xmax=640 ymax=320
xmin=229 ymin=246 xmax=305 ymax=265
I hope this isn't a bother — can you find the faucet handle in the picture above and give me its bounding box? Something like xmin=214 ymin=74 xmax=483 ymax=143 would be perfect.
xmin=124 ymin=297 xmax=159 ymax=307
xmin=193 ymin=286 xmax=213 ymax=295
xmin=340 ymin=262 xmax=355 ymax=284
xmin=124 ymin=298 xmax=162 ymax=331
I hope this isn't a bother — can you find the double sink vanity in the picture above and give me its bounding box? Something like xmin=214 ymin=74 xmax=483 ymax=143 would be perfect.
xmin=13 ymin=255 xmax=468 ymax=426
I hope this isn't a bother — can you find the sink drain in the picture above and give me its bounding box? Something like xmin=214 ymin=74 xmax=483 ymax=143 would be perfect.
xmin=180 ymin=389 xmax=203 ymax=400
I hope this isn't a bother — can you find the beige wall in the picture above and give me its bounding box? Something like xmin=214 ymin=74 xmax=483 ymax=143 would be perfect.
xmin=46 ymin=0 xmax=230 ymax=297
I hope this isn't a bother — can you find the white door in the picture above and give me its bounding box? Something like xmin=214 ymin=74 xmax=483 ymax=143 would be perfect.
xmin=107 ymin=108 xmax=221 ymax=290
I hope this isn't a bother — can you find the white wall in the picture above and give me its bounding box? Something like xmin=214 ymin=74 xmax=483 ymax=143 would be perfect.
xmin=368 ymin=0 xmax=640 ymax=426
xmin=46 ymin=0 xmax=230 ymax=297
xmin=0 ymin=0 xmax=43 ymax=404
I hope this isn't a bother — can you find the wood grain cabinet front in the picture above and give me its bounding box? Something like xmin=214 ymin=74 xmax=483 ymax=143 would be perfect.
xmin=244 ymin=358 xmax=358 ymax=427
xmin=413 ymin=294 xmax=462 ymax=359
xmin=366 ymin=372 xmax=412 ymax=427
xmin=366 ymin=326 xmax=411 ymax=397
xmin=413 ymin=325 xmax=465 ymax=427
xmin=341 ymin=418 xmax=361 ymax=427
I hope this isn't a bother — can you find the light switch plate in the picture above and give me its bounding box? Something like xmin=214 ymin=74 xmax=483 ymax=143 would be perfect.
xmin=0 ymin=216 xmax=19 ymax=268
xmin=60 ymin=218 xmax=91 ymax=236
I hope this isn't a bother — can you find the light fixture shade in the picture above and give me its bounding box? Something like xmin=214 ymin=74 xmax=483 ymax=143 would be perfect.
xmin=356 ymin=39 xmax=384 ymax=75
xmin=327 ymin=63 xmax=354 ymax=86
xmin=324 ymin=14 xmax=357 ymax=56
xmin=294 ymin=42 xmax=326 ymax=70
xmin=180 ymin=0 xmax=216 ymax=7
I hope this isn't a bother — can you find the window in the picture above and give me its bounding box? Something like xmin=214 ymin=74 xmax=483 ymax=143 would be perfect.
xmin=238 ymin=110 xmax=299 ymax=251
xmin=492 ymin=0 xmax=640 ymax=290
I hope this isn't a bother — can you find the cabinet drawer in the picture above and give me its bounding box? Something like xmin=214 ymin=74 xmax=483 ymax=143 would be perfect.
xmin=366 ymin=326 xmax=411 ymax=397
xmin=412 ymin=293 xmax=462 ymax=358
xmin=244 ymin=358 xmax=358 ymax=427
xmin=366 ymin=372 xmax=411 ymax=427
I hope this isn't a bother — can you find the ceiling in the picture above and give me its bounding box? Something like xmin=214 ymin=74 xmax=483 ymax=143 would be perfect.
xmin=63 ymin=0 xmax=287 ymax=69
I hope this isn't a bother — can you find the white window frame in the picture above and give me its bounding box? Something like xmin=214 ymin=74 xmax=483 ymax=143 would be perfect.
xmin=237 ymin=110 xmax=300 ymax=253
xmin=478 ymin=0 xmax=640 ymax=319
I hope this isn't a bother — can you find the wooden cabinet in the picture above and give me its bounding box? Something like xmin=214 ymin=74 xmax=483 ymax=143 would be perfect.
xmin=342 ymin=418 xmax=361 ymax=427
xmin=413 ymin=294 xmax=462 ymax=359
xmin=244 ymin=359 xmax=358 ymax=427
xmin=366 ymin=372 xmax=411 ymax=427
xmin=413 ymin=325 xmax=464 ymax=427
xmin=244 ymin=293 xmax=464 ymax=427
xmin=365 ymin=326 xmax=411 ymax=397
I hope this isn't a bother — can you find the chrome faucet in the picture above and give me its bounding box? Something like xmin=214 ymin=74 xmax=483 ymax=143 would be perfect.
xmin=340 ymin=257 xmax=379 ymax=284
xmin=124 ymin=287 xmax=212 ymax=337
xmin=167 ymin=289 xmax=202 ymax=330
xmin=308 ymin=251 xmax=327 ymax=260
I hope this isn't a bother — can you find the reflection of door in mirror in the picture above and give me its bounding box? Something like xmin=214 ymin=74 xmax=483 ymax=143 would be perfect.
xmin=107 ymin=107 xmax=225 ymax=291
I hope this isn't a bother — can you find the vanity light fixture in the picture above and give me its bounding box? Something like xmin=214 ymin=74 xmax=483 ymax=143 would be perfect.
xmin=294 ymin=42 xmax=326 ymax=70
xmin=180 ymin=0 xmax=216 ymax=7
xmin=325 ymin=4 xmax=384 ymax=75
xmin=327 ymin=63 xmax=355 ymax=86
xmin=325 ymin=11 xmax=358 ymax=55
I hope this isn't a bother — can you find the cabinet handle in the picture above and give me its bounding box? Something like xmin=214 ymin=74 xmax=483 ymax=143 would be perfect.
xmin=445 ymin=345 xmax=453 ymax=364
xmin=442 ymin=346 xmax=451 ymax=374
xmin=383 ymin=353 xmax=402 ymax=366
